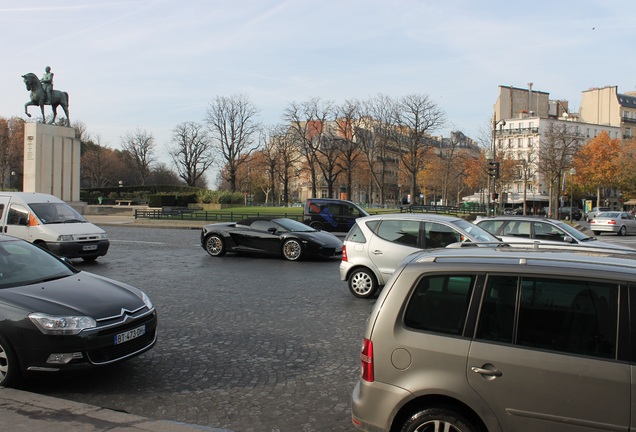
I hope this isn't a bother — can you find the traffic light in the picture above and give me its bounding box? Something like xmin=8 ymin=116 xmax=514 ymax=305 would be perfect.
xmin=488 ymin=161 xmax=500 ymax=179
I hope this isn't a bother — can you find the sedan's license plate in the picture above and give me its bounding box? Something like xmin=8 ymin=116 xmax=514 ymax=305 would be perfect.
xmin=114 ymin=325 xmax=145 ymax=345
xmin=83 ymin=244 xmax=98 ymax=251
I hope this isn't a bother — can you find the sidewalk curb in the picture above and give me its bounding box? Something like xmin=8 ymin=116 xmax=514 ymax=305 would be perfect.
xmin=0 ymin=387 xmax=233 ymax=431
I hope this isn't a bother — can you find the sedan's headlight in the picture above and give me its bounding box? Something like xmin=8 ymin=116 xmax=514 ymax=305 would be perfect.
xmin=29 ymin=313 xmax=96 ymax=335
xmin=141 ymin=292 xmax=154 ymax=310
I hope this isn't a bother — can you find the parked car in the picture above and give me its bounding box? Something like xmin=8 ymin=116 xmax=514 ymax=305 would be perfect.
xmin=0 ymin=234 xmax=157 ymax=387
xmin=303 ymin=198 xmax=369 ymax=232
xmin=0 ymin=192 xmax=109 ymax=261
xmin=585 ymin=206 xmax=611 ymax=221
xmin=475 ymin=216 xmax=632 ymax=251
xmin=590 ymin=211 xmax=636 ymax=236
xmin=557 ymin=206 xmax=582 ymax=221
xmin=351 ymin=245 xmax=636 ymax=432
xmin=339 ymin=213 xmax=500 ymax=298
xmin=200 ymin=217 xmax=343 ymax=261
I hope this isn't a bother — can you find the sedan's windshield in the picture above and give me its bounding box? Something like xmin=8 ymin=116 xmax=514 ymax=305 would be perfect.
xmin=553 ymin=221 xmax=592 ymax=241
xmin=454 ymin=220 xmax=500 ymax=242
xmin=0 ymin=240 xmax=75 ymax=289
xmin=273 ymin=218 xmax=316 ymax=232
xmin=29 ymin=203 xmax=87 ymax=224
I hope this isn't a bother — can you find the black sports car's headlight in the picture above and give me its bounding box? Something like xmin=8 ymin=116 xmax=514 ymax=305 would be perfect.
xmin=29 ymin=313 xmax=97 ymax=335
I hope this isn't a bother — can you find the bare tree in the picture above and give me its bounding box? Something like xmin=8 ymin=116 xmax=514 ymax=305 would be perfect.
xmin=359 ymin=94 xmax=399 ymax=205
xmin=205 ymin=94 xmax=260 ymax=191
xmin=283 ymin=98 xmax=333 ymax=198
xmin=169 ymin=122 xmax=214 ymax=187
xmin=120 ymin=127 xmax=156 ymax=185
xmin=334 ymin=99 xmax=364 ymax=200
xmin=539 ymin=121 xmax=582 ymax=216
xmin=81 ymin=135 xmax=126 ymax=187
xmin=395 ymin=94 xmax=446 ymax=204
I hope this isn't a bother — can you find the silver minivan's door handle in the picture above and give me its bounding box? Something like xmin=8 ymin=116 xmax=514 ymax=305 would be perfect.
xmin=371 ymin=250 xmax=383 ymax=255
xmin=471 ymin=366 xmax=502 ymax=377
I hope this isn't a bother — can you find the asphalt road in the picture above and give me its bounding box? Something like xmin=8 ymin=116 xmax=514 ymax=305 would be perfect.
xmin=20 ymin=225 xmax=371 ymax=432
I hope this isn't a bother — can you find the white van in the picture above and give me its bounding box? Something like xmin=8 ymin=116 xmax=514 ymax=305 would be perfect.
xmin=0 ymin=192 xmax=109 ymax=261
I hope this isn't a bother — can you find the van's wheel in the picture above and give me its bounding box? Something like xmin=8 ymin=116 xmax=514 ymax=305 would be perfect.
xmin=282 ymin=239 xmax=303 ymax=261
xmin=205 ymin=234 xmax=226 ymax=257
xmin=348 ymin=268 xmax=378 ymax=298
xmin=400 ymin=407 xmax=479 ymax=432
xmin=310 ymin=221 xmax=324 ymax=230
xmin=0 ymin=334 xmax=21 ymax=388
xmin=82 ymin=256 xmax=97 ymax=262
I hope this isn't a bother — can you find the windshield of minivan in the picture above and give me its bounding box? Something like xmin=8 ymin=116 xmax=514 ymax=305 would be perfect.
xmin=30 ymin=203 xmax=88 ymax=224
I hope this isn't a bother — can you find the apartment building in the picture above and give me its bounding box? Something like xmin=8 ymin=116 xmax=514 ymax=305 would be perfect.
xmin=489 ymin=84 xmax=620 ymax=211
xmin=579 ymin=85 xmax=636 ymax=140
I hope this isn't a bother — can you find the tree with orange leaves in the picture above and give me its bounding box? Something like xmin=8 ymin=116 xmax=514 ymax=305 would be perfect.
xmin=572 ymin=131 xmax=622 ymax=208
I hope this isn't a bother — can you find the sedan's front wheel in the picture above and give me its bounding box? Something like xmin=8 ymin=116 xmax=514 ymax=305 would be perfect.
xmin=205 ymin=234 xmax=226 ymax=257
xmin=348 ymin=268 xmax=378 ymax=299
xmin=619 ymin=225 xmax=627 ymax=236
xmin=0 ymin=335 xmax=20 ymax=388
xmin=282 ymin=239 xmax=303 ymax=261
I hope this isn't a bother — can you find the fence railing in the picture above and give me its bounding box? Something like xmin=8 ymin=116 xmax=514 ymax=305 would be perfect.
xmin=134 ymin=205 xmax=486 ymax=222
xmin=134 ymin=209 xmax=304 ymax=222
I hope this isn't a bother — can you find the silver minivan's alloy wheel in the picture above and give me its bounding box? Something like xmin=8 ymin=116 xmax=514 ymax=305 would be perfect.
xmin=282 ymin=239 xmax=302 ymax=261
xmin=400 ymin=407 xmax=479 ymax=432
xmin=348 ymin=268 xmax=377 ymax=298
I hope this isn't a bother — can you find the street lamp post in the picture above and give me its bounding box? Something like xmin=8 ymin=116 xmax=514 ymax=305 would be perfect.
xmin=569 ymin=168 xmax=576 ymax=221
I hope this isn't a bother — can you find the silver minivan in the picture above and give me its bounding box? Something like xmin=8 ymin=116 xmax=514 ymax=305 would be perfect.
xmin=352 ymin=246 xmax=636 ymax=432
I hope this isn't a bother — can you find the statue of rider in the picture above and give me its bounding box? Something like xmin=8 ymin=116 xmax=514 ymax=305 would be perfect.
xmin=40 ymin=66 xmax=54 ymax=105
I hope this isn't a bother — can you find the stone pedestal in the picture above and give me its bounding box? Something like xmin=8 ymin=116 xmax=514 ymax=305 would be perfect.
xmin=23 ymin=123 xmax=80 ymax=202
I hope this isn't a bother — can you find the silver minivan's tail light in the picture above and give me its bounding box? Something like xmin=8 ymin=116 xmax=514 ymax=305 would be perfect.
xmin=360 ymin=338 xmax=374 ymax=382
xmin=342 ymin=245 xmax=348 ymax=262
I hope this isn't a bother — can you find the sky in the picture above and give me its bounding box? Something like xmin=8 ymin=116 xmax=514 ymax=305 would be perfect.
xmin=2 ymin=0 xmax=635 ymax=181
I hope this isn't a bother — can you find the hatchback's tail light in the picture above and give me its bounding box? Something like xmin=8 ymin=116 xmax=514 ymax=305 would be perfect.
xmin=360 ymin=338 xmax=374 ymax=382
xmin=342 ymin=244 xmax=348 ymax=262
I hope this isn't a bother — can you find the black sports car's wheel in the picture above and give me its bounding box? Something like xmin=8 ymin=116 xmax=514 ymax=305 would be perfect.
xmin=400 ymin=407 xmax=479 ymax=432
xmin=282 ymin=239 xmax=303 ymax=261
xmin=205 ymin=234 xmax=226 ymax=257
xmin=0 ymin=335 xmax=20 ymax=388
xmin=348 ymin=268 xmax=378 ymax=299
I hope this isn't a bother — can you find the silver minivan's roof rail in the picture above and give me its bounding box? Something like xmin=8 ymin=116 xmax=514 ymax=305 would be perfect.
xmin=445 ymin=240 xmax=636 ymax=254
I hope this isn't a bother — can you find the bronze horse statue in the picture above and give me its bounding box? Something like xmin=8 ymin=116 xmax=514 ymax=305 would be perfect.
xmin=22 ymin=73 xmax=70 ymax=125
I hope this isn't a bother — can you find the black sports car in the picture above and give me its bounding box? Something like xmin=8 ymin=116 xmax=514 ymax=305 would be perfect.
xmin=200 ymin=217 xmax=343 ymax=261
xmin=0 ymin=234 xmax=157 ymax=387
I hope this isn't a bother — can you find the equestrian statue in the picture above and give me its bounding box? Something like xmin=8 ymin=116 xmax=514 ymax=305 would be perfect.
xmin=22 ymin=66 xmax=70 ymax=125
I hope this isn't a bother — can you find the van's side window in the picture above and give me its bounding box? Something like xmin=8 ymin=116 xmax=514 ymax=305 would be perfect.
xmin=518 ymin=277 xmax=618 ymax=359
xmin=6 ymin=205 xmax=29 ymax=226
xmin=0 ymin=204 xmax=4 ymax=222
xmin=404 ymin=275 xmax=475 ymax=335
xmin=476 ymin=276 xmax=618 ymax=359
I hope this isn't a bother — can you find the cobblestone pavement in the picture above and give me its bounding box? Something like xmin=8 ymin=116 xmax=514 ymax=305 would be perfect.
xmin=20 ymin=226 xmax=372 ymax=432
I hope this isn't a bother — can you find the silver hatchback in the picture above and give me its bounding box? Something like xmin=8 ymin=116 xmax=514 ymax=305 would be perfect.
xmin=339 ymin=213 xmax=499 ymax=298
xmin=352 ymin=246 xmax=636 ymax=432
